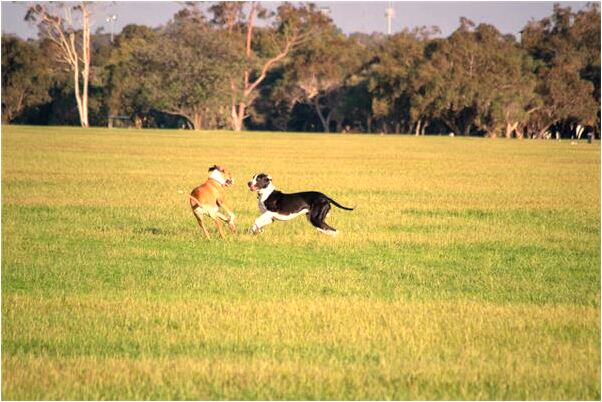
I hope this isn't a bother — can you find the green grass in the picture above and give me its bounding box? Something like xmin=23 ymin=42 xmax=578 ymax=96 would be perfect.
xmin=2 ymin=125 xmax=600 ymax=400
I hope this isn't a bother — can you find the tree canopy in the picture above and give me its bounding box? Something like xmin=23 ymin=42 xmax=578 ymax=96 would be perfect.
xmin=3 ymin=2 xmax=600 ymax=138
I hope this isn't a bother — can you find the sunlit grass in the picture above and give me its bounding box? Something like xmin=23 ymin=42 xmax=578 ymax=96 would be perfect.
xmin=4 ymin=296 xmax=598 ymax=400
xmin=2 ymin=125 xmax=600 ymax=399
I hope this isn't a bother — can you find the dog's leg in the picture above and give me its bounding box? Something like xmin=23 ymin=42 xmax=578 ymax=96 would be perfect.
xmin=213 ymin=218 xmax=226 ymax=239
xmin=193 ymin=208 xmax=211 ymax=239
xmin=309 ymin=202 xmax=338 ymax=236
xmin=219 ymin=203 xmax=236 ymax=231
xmin=251 ymin=212 xmax=274 ymax=234
xmin=215 ymin=211 xmax=236 ymax=232
xmin=205 ymin=208 xmax=227 ymax=239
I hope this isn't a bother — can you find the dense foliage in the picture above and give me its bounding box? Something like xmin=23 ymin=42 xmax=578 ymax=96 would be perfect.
xmin=2 ymin=2 xmax=599 ymax=138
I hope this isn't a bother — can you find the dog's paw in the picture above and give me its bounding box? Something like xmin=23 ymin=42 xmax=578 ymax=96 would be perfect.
xmin=228 ymin=222 xmax=236 ymax=232
xmin=317 ymin=228 xmax=338 ymax=236
xmin=250 ymin=225 xmax=261 ymax=235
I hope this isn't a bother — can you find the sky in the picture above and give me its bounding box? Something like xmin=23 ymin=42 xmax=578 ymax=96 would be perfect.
xmin=0 ymin=1 xmax=592 ymax=40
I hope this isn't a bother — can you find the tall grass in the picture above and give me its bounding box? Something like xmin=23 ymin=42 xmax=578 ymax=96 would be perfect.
xmin=2 ymin=125 xmax=600 ymax=399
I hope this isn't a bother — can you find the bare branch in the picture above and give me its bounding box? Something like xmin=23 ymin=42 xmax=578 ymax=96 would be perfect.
xmin=244 ymin=37 xmax=295 ymax=97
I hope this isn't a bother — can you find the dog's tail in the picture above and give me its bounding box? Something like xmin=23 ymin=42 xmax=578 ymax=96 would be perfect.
xmin=327 ymin=197 xmax=355 ymax=211
xmin=178 ymin=190 xmax=202 ymax=208
xmin=188 ymin=194 xmax=202 ymax=208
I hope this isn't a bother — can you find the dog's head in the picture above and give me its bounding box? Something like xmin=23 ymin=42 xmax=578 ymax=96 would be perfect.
xmin=209 ymin=165 xmax=233 ymax=187
xmin=247 ymin=173 xmax=272 ymax=192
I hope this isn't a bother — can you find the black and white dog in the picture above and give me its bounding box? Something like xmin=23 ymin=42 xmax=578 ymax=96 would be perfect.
xmin=247 ymin=173 xmax=354 ymax=236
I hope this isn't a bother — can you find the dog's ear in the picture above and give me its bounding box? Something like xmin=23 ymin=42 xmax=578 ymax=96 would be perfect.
xmin=267 ymin=175 xmax=272 ymax=181
xmin=208 ymin=165 xmax=219 ymax=172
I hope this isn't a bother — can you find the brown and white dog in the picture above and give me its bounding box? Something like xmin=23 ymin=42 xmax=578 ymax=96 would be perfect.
xmin=188 ymin=165 xmax=236 ymax=239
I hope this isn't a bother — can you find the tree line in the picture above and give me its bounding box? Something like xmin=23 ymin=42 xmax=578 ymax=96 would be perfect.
xmin=2 ymin=2 xmax=600 ymax=139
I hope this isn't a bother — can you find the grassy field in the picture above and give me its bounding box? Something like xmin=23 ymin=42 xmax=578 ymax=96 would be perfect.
xmin=2 ymin=125 xmax=600 ymax=400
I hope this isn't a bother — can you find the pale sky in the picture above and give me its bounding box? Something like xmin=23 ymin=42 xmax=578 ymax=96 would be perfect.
xmin=0 ymin=1 xmax=592 ymax=40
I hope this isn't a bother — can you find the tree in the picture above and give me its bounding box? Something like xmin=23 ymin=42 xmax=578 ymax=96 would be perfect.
xmin=6 ymin=1 xmax=597 ymax=136
xmin=410 ymin=19 xmax=481 ymax=136
xmin=467 ymin=25 xmax=540 ymax=138
xmin=105 ymin=9 xmax=243 ymax=131
xmin=572 ymin=4 xmax=601 ymax=106
xmin=155 ymin=18 xmax=242 ymax=130
xmin=366 ymin=29 xmax=430 ymax=134
xmin=26 ymin=2 xmax=92 ymax=127
xmin=104 ymin=24 xmax=158 ymax=126
xmin=210 ymin=1 xmax=328 ymax=132
xmin=1 ymin=35 xmax=51 ymax=123
xmin=411 ymin=20 xmax=540 ymax=137
xmin=274 ymin=23 xmax=364 ymax=132
xmin=521 ymin=4 xmax=600 ymax=138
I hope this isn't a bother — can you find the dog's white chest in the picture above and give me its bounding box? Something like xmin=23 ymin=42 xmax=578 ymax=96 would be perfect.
xmin=258 ymin=198 xmax=268 ymax=213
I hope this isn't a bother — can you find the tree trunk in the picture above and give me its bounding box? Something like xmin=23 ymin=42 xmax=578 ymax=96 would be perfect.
xmin=576 ymin=124 xmax=584 ymax=139
xmin=537 ymin=128 xmax=548 ymax=139
xmin=2 ymin=107 xmax=11 ymax=124
xmin=515 ymin=125 xmax=524 ymax=139
xmin=229 ymin=1 xmax=302 ymax=132
xmin=192 ymin=112 xmax=202 ymax=131
xmin=505 ymin=122 xmax=518 ymax=138
xmin=415 ymin=119 xmax=422 ymax=136
xmin=231 ymin=102 xmax=245 ymax=132
xmin=313 ymin=97 xmax=329 ymax=133
xmin=382 ymin=121 xmax=389 ymax=134
xmin=80 ymin=4 xmax=90 ymax=128
xmin=134 ymin=115 xmax=142 ymax=129
xmin=462 ymin=123 xmax=472 ymax=136
xmin=228 ymin=3 xmax=255 ymax=132
xmin=72 ymin=44 xmax=85 ymax=127
xmin=68 ymin=5 xmax=89 ymax=128
xmin=442 ymin=117 xmax=461 ymax=136
xmin=70 ymin=4 xmax=90 ymax=128
xmin=230 ymin=82 xmax=241 ymax=132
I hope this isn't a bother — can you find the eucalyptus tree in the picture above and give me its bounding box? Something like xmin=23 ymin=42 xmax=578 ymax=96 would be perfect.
xmin=411 ymin=20 xmax=540 ymax=137
xmin=366 ymin=29 xmax=429 ymax=134
xmin=103 ymin=24 xmax=158 ymax=125
xmin=105 ymin=9 xmax=243 ymax=130
xmin=521 ymin=4 xmax=600 ymax=138
xmin=209 ymin=1 xmax=329 ymax=132
xmin=467 ymin=25 xmax=540 ymax=138
xmin=272 ymin=23 xmax=365 ymax=132
xmin=410 ymin=19 xmax=481 ymax=136
xmin=148 ymin=8 xmax=243 ymax=130
xmin=1 ymin=35 xmax=52 ymax=123
xmin=26 ymin=2 xmax=93 ymax=127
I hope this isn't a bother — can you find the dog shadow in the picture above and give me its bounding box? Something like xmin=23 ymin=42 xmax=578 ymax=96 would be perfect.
xmin=134 ymin=227 xmax=168 ymax=236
